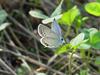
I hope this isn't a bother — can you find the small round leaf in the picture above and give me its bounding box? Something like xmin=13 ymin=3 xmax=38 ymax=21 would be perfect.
xmin=85 ymin=2 xmax=100 ymax=16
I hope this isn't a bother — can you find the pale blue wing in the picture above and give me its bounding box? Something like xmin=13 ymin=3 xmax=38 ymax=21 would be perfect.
xmin=38 ymin=24 xmax=58 ymax=38
xmin=51 ymin=19 xmax=62 ymax=35
xmin=40 ymin=37 xmax=62 ymax=48
xmin=38 ymin=24 xmax=64 ymax=48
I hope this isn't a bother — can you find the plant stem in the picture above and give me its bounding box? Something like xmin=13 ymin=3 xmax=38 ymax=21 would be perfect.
xmin=68 ymin=51 xmax=74 ymax=75
xmin=65 ymin=0 xmax=72 ymax=9
xmin=64 ymin=26 xmax=71 ymax=38
xmin=75 ymin=27 xmax=79 ymax=35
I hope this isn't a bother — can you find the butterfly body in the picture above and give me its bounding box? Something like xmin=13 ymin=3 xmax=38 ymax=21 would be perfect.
xmin=38 ymin=20 xmax=64 ymax=48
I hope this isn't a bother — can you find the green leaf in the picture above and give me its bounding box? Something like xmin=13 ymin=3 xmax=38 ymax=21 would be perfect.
xmin=55 ymin=44 xmax=69 ymax=55
xmin=77 ymin=16 xmax=88 ymax=25
xmin=75 ymin=16 xmax=88 ymax=29
xmin=80 ymin=69 xmax=88 ymax=75
xmin=59 ymin=6 xmax=80 ymax=26
xmin=89 ymin=28 xmax=98 ymax=41
xmin=42 ymin=0 xmax=63 ymax=24
xmin=51 ymin=0 xmax=63 ymax=17
xmin=96 ymin=0 xmax=100 ymax=2
xmin=29 ymin=0 xmax=63 ymax=24
xmin=82 ymin=28 xmax=100 ymax=49
xmin=95 ymin=57 xmax=100 ymax=65
xmin=0 ymin=10 xmax=8 ymax=24
xmin=85 ymin=2 xmax=100 ymax=16
xmin=0 ymin=22 xmax=10 ymax=31
xmin=29 ymin=10 xmax=49 ymax=19
xmin=78 ymin=43 xmax=91 ymax=49
xmin=70 ymin=33 xmax=85 ymax=47
xmin=82 ymin=28 xmax=98 ymax=39
xmin=42 ymin=14 xmax=62 ymax=24
xmin=90 ymin=31 xmax=100 ymax=49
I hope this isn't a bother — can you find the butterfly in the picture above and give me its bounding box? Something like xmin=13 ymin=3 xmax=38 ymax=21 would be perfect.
xmin=38 ymin=19 xmax=65 ymax=48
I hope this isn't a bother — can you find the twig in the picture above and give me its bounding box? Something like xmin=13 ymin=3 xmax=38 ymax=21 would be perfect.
xmin=2 ymin=41 xmax=49 ymax=60
xmin=34 ymin=39 xmax=41 ymax=62
xmin=8 ymin=16 xmax=39 ymax=41
xmin=72 ymin=63 xmax=86 ymax=73
xmin=47 ymin=54 xmax=58 ymax=65
xmin=0 ymin=70 xmax=11 ymax=75
xmin=4 ymin=30 xmax=32 ymax=72
xmin=8 ymin=27 xmax=26 ymax=49
xmin=0 ymin=49 xmax=66 ymax=75
xmin=0 ymin=58 xmax=17 ymax=75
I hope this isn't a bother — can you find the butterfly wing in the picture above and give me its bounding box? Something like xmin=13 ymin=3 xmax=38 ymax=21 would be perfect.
xmin=51 ymin=19 xmax=62 ymax=35
xmin=38 ymin=24 xmax=58 ymax=38
xmin=38 ymin=24 xmax=64 ymax=48
xmin=40 ymin=37 xmax=61 ymax=48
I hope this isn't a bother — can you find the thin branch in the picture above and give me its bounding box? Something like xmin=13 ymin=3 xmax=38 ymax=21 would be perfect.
xmin=0 ymin=69 xmax=12 ymax=75
xmin=0 ymin=49 xmax=66 ymax=75
xmin=0 ymin=58 xmax=17 ymax=75
xmin=8 ymin=16 xmax=39 ymax=41
xmin=4 ymin=30 xmax=32 ymax=72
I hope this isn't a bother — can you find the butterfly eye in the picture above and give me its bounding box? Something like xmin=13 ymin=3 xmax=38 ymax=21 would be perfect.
xmin=61 ymin=38 xmax=64 ymax=41
xmin=61 ymin=38 xmax=65 ymax=43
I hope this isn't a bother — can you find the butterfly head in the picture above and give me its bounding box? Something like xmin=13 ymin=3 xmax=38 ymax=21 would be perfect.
xmin=60 ymin=36 xmax=65 ymax=44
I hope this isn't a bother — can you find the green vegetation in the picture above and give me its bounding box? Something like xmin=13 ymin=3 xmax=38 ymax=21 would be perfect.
xmin=0 ymin=0 xmax=100 ymax=75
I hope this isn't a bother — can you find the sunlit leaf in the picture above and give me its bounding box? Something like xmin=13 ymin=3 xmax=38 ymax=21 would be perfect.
xmin=0 ymin=10 xmax=8 ymax=24
xmin=89 ymin=28 xmax=98 ymax=41
xmin=85 ymin=2 xmax=100 ymax=16
xmin=42 ymin=0 xmax=64 ymax=24
xmin=29 ymin=0 xmax=63 ymax=24
xmin=82 ymin=28 xmax=100 ymax=49
xmin=29 ymin=10 xmax=49 ymax=19
xmin=51 ymin=0 xmax=63 ymax=17
xmin=90 ymin=31 xmax=100 ymax=49
xmin=82 ymin=28 xmax=98 ymax=39
xmin=42 ymin=14 xmax=62 ymax=24
xmin=78 ymin=43 xmax=91 ymax=49
xmin=55 ymin=44 xmax=69 ymax=55
xmin=59 ymin=6 xmax=80 ymax=26
xmin=70 ymin=33 xmax=85 ymax=47
xmin=0 ymin=22 xmax=10 ymax=31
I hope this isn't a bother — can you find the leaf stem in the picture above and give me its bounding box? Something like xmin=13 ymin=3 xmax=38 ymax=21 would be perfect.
xmin=68 ymin=51 xmax=74 ymax=75
xmin=64 ymin=26 xmax=71 ymax=38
